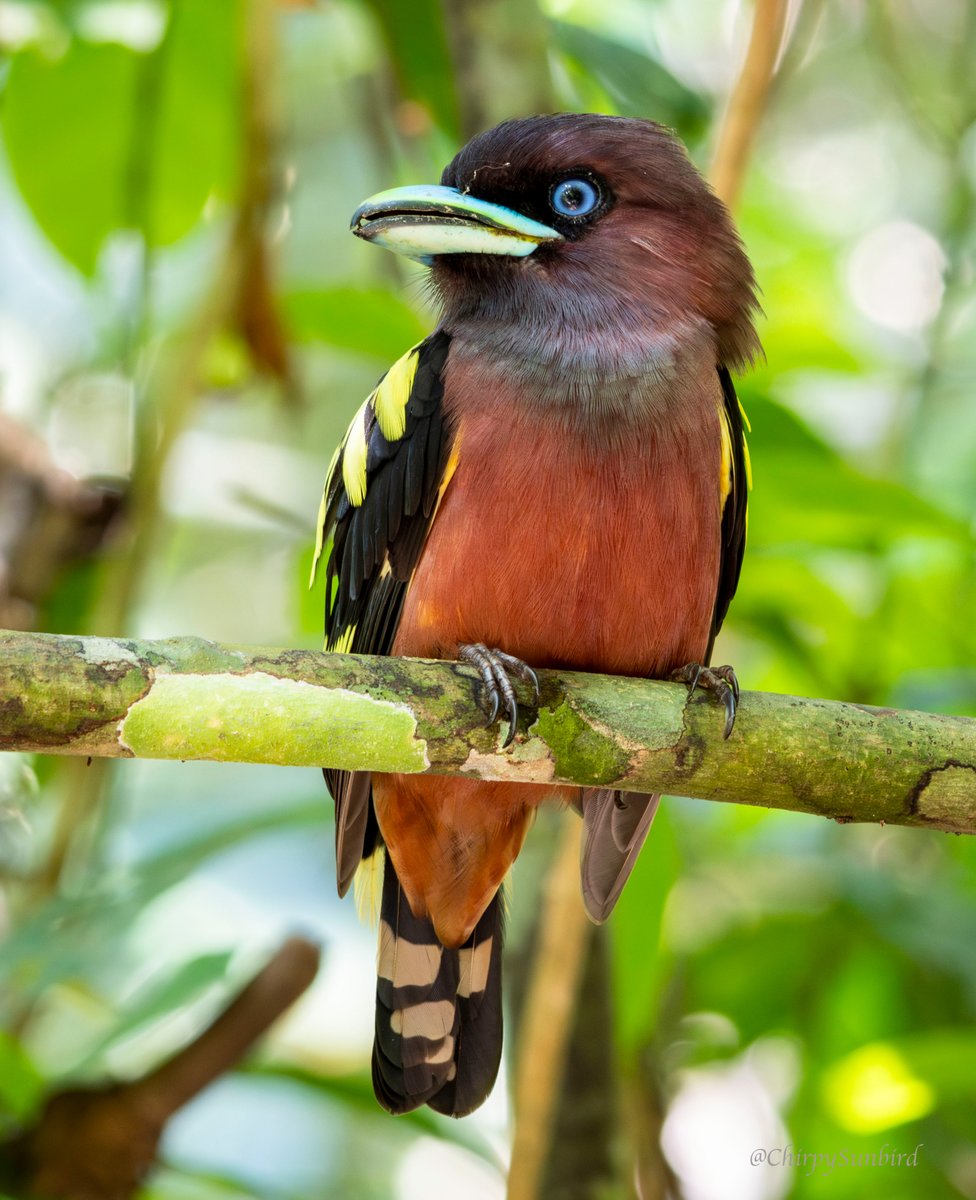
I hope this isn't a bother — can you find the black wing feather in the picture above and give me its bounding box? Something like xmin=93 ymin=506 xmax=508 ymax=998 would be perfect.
xmin=708 ymin=365 xmax=749 ymax=659
xmin=323 ymin=328 xmax=451 ymax=648
xmin=317 ymin=330 xmax=453 ymax=896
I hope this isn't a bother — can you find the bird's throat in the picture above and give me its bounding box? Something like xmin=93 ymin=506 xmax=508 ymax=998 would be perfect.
xmin=445 ymin=315 xmax=716 ymax=430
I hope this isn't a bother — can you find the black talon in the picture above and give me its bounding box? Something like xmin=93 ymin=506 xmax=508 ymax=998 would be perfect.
xmin=493 ymin=650 xmax=541 ymax=702
xmin=719 ymin=684 xmax=736 ymax=740
xmin=671 ymin=662 xmax=741 ymax=739
xmin=496 ymin=670 xmax=518 ymax=749
xmin=712 ymin=663 xmax=740 ymax=706
xmin=462 ymin=644 xmax=500 ymax=722
xmin=670 ymin=661 xmax=703 ymax=696
xmin=458 ymin=643 xmax=540 ymax=748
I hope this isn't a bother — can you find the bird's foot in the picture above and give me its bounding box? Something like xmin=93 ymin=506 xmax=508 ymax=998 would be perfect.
xmin=458 ymin=643 xmax=540 ymax=749
xmin=671 ymin=662 xmax=739 ymax=739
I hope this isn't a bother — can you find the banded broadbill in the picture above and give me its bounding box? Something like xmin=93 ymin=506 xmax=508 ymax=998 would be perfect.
xmin=311 ymin=114 xmax=759 ymax=1116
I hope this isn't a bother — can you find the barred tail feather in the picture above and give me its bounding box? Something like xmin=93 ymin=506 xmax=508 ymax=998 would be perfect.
xmin=427 ymin=894 xmax=503 ymax=1118
xmin=372 ymin=859 xmax=504 ymax=1116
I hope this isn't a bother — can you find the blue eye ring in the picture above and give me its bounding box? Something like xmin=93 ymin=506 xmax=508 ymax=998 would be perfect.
xmin=549 ymin=176 xmax=602 ymax=221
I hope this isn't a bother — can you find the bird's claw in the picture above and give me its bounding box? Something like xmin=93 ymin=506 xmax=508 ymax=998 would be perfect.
xmin=671 ymin=662 xmax=739 ymax=739
xmin=458 ymin=644 xmax=540 ymax=749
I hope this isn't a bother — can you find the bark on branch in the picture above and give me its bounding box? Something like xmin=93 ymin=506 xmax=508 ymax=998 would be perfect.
xmin=0 ymin=630 xmax=973 ymax=833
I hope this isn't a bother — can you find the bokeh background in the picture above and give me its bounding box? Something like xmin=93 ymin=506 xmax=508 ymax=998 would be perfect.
xmin=1 ymin=0 xmax=976 ymax=1197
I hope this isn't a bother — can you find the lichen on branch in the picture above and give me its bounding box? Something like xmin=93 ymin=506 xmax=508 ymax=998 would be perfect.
xmin=0 ymin=629 xmax=974 ymax=834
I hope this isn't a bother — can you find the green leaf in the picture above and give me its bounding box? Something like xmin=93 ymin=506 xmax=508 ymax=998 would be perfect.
xmin=551 ymin=21 xmax=709 ymax=139
xmin=358 ymin=0 xmax=460 ymax=138
xmin=689 ymin=911 xmax=840 ymax=1047
xmin=70 ymin=951 xmax=236 ymax=1074
xmin=743 ymin=396 xmax=968 ymax=550
xmin=821 ymin=1030 xmax=976 ymax=1133
xmin=3 ymin=41 xmax=139 ymax=273
xmin=284 ymin=287 xmax=428 ymax=361
xmin=296 ymin=540 xmax=327 ymax=646
xmin=753 ymin=326 xmax=863 ymax=378
xmin=609 ymin=806 xmax=681 ymax=1053
xmin=241 ymin=1061 xmax=501 ymax=1166
xmin=0 ymin=801 xmax=325 ymax=1011
xmin=143 ymin=1166 xmax=261 ymax=1200
xmin=1 ymin=4 xmax=240 ymax=274
xmin=145 ymin=0 xmax=241 ymax=243
xmin=0 ymin=1031 xmax=44 ymax=1125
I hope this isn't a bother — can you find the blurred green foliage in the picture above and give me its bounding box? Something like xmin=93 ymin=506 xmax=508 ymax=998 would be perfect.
xmin=2 ymin=0 xmax=241 ymax=272
xmin=1 ymin=0 xmax=976 ymax=1197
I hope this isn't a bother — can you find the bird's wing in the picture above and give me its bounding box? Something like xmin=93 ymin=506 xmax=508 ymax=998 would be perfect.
xmin=579 ymin=789 xmax=661 ymax=924
xmin=580 ymin=367 xmax=751 ymax=923
xmin=709 ymin=364 xmax=751 ymax=655
xmin=311 ymin=329 xmax=454 ymax=896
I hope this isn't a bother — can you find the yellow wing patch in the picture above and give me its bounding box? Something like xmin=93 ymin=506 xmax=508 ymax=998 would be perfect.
xmin=739 ymin=399 xmax=754 ymax=490
xmin=719 ymin=404 xmax=734 ymax=509
xmin=309 ymin=491 xmax=331 ymax=589
xmin=328 ymin=625 xmax=356 ymax=654
xmin=433 ymin=428 xmax=462 ymax=515
xmin=718 ymin=399 xmax=753 ymax=509
xmin=355 ymin=846 xmax=385 ymax=926
xmin=341 ymin=400 xmax=369 ymax=508
xmin=374 ymin=345 xmax=421 ymax=441
xmin=309 ymin=343 xmax=425 ymax=590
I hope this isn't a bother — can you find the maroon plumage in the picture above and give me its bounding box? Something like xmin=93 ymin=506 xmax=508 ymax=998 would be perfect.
xmin=317 ymin=114 xmax=760 ymax=1115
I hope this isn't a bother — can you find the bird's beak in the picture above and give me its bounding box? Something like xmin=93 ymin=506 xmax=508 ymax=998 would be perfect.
xmin=350 ymin=184 xmax=562 ymax=264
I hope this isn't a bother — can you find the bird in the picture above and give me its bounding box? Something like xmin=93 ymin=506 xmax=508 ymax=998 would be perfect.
xmin=311 ymin=113 xmax=759 ymax=1117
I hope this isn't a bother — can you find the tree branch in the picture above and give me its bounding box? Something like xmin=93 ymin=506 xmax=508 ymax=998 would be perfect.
xmin=3 ymin=937 xmax=321 ymax=1200
xmin=507 ymin=821 xmax=591 ymax=1200
xmin=710 ymin=0 xmax=790 ymax=209
xmin=0 ymin=630 xmax=973 ymax=833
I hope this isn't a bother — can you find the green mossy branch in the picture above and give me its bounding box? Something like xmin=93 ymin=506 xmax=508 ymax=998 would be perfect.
xmin=0 ymin=629 xmax=974 ymax=833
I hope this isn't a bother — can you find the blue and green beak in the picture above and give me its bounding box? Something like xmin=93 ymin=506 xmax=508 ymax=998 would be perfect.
xmin=350 ymin=184 xmax=562 ymax=264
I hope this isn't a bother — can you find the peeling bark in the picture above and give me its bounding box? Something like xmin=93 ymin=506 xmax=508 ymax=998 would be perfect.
xmin=0 ymin=630 xmax=975 ymax=833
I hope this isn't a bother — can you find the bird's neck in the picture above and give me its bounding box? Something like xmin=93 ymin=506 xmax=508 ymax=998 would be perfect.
xmin=444 ymin=312 xmax=717 ymax=428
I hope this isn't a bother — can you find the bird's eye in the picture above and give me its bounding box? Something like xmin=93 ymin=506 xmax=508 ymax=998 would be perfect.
xmin=550 ymin=177 xmax=602 ymax=220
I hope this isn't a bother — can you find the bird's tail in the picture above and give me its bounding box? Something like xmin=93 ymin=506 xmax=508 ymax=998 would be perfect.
xmin=372 ymin=856 xmax=503 ymax=1117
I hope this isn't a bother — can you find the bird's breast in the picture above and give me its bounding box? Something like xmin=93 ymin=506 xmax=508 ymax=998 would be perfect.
xmin=393 ymin=356 xmax=725 ymax=679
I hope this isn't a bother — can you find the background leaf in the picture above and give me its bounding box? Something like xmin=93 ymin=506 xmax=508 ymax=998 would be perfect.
xmin=1 ymin=3 xmax=240 ymax=273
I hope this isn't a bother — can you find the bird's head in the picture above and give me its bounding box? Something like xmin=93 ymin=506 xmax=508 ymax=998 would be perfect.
xmin=351 ymin=114 xmax=759 ymax=371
